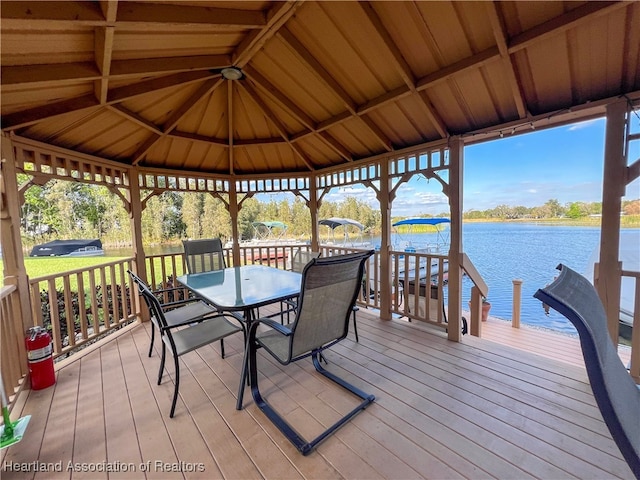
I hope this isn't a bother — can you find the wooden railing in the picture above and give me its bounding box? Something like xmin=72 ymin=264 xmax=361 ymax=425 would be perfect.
xmin=621 ymin=268 xmax=640 ymax=380
xmin=27 ymin=258 xmax=137 ymax=360
xmin=1 ymin=283 xmax=29 ymax=407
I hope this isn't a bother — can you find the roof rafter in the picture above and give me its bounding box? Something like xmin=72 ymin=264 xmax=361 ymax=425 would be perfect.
xmin=508 ymin=1 xmax=627 ymax=53
xmin=486 ymin=1 xmax=527 ymax=119
xmin=234 ymin=1 xmax=302 ymax=68
xmin=1 ymin=55 xmax=230 ymax=87
xmin=1 ymin=0 xmax=267 ymax=28
xmin=243 ymin=69 xmax=356 ymax=159
xmin=238 ymin=80 xmax=315 ymax=171
xmin=132 ymin=77 xmax=223 ymax=164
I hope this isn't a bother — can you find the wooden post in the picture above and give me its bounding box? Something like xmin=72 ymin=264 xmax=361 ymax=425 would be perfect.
xmin=309 ymin=177 xmax=319 ymax=252
xmin=469 ymin=286 xmax=482 ymax=337
xmin=128 ymin=168 xmax=146 ymax=279
xmin=512 ymin=279 xmax=523 ymax=328
xmin=1 ymin=134 xmax=34 ymax=335
xmin=379 ymin=159 xmax=392 ymax=320
xmin=447 ymin=136 xmax=464 ymax=341
xmin=228 ymin=181 xmax=240 ymax=267
xmin=598 ymin=99 xmax=627 ymax=342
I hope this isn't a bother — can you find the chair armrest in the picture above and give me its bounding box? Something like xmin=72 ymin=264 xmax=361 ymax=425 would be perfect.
xmin=258 ymin=318 xmax=292 ymax=336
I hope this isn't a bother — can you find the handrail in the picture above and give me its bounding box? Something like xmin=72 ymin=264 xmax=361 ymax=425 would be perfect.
xmin=461 ymin=253 xmax=488 ymax=336
xmin=1 ymin=283 xmax=29 ymax=409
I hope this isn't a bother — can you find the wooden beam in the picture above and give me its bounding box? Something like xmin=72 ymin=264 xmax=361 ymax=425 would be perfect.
xmin=94 ymin=26 xmax=115 ymax=103
xmin=359 ymin=2 xmax=416 ymax=92
xmin=418 ymin=91 xmax=449 ymax=139
xmin=485 ymin=2 xmax=527 ymax=118
xmin=234 ymin=1 xmax=302 ymax=68
xmin=244 ymin=71 xmax=355 ymax=161
xmin=243 ymin=66 xmax=316 ymax=130
xmin=1 ymin=94 xmax=100 ymax=130
xmin=107 ymin=71 xmax=216 ymax=103
xmin=238 ymin=81 xmax=315 ymax=171
xmin=116 ymin=2 xmax=266 ymax=28
xmin=132 ymin=133 xmax=161 ymax=166
xmin=169 ymin=130 xmax=231 ymax=147
xmin=2 ymin=56 xmax=230 ymax=87
xmin=162 ymin=78 xmax=222 ymax=132
xmin=277 ymin=27 xmax=358 ymax=115
xmin=107 ymin=104 xmax=163 ymax=135
xmin=228 ymin=81 xmax=234 ymax=175
xmin=416 ymin=47 xmax=500 ymax=91
xmin=509 ymin=1 xmax=628 ymax=54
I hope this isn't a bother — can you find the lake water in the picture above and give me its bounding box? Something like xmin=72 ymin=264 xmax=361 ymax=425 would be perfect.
xmin=377 ymin=223 xmax=639 ymax=335
xmin=107 ymin=223 xmax=638 ymax=335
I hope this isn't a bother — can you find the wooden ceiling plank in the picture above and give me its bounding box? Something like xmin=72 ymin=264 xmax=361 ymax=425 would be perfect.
xmin=244 ymin=66 xmax=316 ymax=130
xmin=486 ymin=2 xmax=527 ymax=118
xmin=234 ymin=1 xmax=302 ymax=68
xmin=235 ymin=137 xmax=286 ymax=147
xmin=239 ymin=80 xmax=314 ymax=171
xmin=359 ymin=1 xmax=416 ymax=92
xmin=277 ymin=26 xmax=358 ymax=115
xmin=509 ymin=1 xmax=628 ymax=54
xmin=115 ymin=2 xmax=265 ymax=28
xmin=162 ymin=78 xmax=222 ymax=133
xmin=107 ymin=104 xmax=162 ymax=135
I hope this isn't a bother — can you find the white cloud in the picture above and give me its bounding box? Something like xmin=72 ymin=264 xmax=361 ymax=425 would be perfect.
xmin=567 ymin=118 xmax=603 ymax=131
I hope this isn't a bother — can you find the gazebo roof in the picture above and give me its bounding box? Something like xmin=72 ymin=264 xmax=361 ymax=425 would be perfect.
xmin=1 ymin=1 xmax=639 ymax=177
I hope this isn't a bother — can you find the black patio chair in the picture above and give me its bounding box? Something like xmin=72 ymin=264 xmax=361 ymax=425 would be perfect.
xmin=128 ymin=270 xmax=222 ymax=358
xmin=534 ymin=264 xmax=640 ymax=478
xmin=281 ymin=249 xmax=321 ymax=323
xmin=129 ymin=270 xmax=244 ymax=417
xmin=237 ymin=250 xmax=375 ymax=455
xmin=182 ymin=238 xmax=226 ymax=274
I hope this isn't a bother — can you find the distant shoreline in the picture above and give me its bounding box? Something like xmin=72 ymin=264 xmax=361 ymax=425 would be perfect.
xmin=462 ymin=216 xmax=640 ymax=228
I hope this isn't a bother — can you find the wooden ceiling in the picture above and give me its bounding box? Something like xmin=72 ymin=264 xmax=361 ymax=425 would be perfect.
xmin=2 ymin=1 xmax=639 ymax=177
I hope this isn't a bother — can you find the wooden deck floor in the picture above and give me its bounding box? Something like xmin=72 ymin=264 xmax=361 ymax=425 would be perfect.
xmin=1 ymin=308 xmax=635 ymax=479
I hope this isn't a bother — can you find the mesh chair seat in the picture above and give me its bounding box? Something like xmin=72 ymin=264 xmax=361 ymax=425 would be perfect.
xmin=237 ymin=251 xmax=375 ymax=455
xmin=167 ymin=316 xmax=243 ymax=357
xmin=129 ymin=270 xmax=244 ymax=418
xmin=534 ymin=264 xmax=640 ymax=478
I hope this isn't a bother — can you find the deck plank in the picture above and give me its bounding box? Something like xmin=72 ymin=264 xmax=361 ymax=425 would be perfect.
xmin=2 ymin=308 xmax=635 ymax=480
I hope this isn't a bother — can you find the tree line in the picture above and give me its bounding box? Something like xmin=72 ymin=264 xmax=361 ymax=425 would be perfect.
xmin=19 ymin=178 xmax=639 ymax=247
xmin=463 ymin=198 xmax=640 ymax=220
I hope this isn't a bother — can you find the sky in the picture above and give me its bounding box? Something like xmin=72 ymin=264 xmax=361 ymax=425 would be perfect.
xmin=259 ymin=116 xmax=640 ymax=217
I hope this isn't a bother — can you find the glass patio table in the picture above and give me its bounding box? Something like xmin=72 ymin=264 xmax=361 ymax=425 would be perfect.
xmin=176 ymin=264 xmax=302 ymax=403
xmin=176 ymin=264 xmax=302 ymax=323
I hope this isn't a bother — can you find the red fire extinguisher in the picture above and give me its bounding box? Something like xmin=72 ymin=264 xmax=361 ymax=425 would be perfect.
xmin=25 ymin=326 xmax=56 ymax=390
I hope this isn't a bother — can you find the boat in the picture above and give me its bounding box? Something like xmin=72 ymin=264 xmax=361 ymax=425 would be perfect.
xmin=585 ymin=232 xmax=639 ymax=334
xmin=30 ymin=239 xmax=105 ymax=257
xmin=391 ymin=218 xmax=450 ymax=283
xmin=319 ymin=217 xmax=372 ymax=248
xmin=224 ymin=221 xmax=309 ymax=263
xmin=392 ymin=217 xmax=450 ymax=253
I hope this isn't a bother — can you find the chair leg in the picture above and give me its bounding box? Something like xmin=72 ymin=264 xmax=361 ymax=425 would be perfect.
xmin=169 ymin=354 xmax=180 ymax=418
xmin=148 ymin=323 xmax=155 ymax=357
xmin=352 ymin=306 xmax=359 ymax=342
xmin=158 ymin=342 xmax=166 ymax=385
xmin=220 ymin=338 xmax=225 ymax=358
xmin=245 ymin=328 xmax=374 ymax=455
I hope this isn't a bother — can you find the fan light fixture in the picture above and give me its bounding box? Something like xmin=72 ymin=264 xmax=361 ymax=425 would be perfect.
xmin=221 ymin=67 xmax=243 ymax=80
